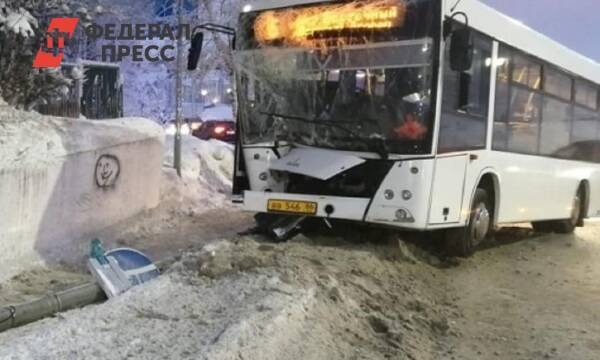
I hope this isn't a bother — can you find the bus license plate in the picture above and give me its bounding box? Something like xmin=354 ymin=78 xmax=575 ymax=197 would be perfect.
xmin=267 ymin=199 xmax=318 ymax=215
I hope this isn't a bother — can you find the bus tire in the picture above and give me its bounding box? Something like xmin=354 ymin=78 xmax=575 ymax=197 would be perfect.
xmin=532 ymin=188 xmax=583 ymax=234
xmin=555 ymin=189 xmax=583 ymax=234
xmin=445 ymin=189 xmax=492 ymax=257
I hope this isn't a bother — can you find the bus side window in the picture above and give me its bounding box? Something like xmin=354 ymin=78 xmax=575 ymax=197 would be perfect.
xmin=439 ymin=31 xmax=492 ymax=153
xmin=493 ymin=46 xmax=543 ymax=156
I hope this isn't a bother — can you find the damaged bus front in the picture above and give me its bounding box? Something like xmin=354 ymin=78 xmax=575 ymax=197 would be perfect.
xmin=233 ymin=0 xmax=442 ymax=236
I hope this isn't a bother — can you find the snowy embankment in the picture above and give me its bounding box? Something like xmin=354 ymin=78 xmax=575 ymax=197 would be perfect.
xmin=0 ymin=103 xmax=164 ymax=282
xmin=161 ymin=135 xmax=235 ymax=210
xmin=0 ymin=236 xmax=455 ymax=360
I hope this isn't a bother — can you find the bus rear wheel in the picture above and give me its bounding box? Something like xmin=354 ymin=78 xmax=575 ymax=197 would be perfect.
xmin=445 ymin=189 xmax=492 ymax=257
xmin=532 ymin=189 xmax=583 ymax=234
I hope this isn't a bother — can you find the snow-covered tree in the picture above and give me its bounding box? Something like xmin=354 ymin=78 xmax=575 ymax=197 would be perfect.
xmin=0 ymin=0 xmax=99 ymax=108
xmin=197 ymin=0 xmax=240 ymax=74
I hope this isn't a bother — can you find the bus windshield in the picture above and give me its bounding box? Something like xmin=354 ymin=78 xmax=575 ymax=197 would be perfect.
xmin=236 ymin=0 xmax=439 ymax=155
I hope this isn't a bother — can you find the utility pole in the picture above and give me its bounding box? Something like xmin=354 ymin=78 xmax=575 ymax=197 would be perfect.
xmin=174 ymin=0 xmax=184 ymax=177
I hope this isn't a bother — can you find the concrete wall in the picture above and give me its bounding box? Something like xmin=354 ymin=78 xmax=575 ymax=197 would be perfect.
xmin=0 ymin=117 xmax=164 ymax=281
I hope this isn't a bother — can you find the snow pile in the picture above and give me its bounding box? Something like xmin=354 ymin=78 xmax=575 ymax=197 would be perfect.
xmin=161 ymin=135 xmax=234 ymax=209
xmin=0 ymin=271 xmax=313 ymax=360
xmin=0 ymin=105 xmax=164 ymax=169
xmin=164 ymin=135 xmax=234 ymax=187
xmin=0 ymin=241 xmax=315 ymax=360
xmin=0 ymin=236 xmax=456 ymax=359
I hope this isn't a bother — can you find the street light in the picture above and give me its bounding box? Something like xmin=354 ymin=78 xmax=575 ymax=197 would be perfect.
xmin=174 ymin=0 xmax=184 ymax=177
xmin=181 ymin=22 xmax=236 ymax=176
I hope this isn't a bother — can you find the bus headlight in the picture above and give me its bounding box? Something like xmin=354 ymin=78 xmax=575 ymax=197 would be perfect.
xmin=384 ymin=189 xmax=395 ymax=200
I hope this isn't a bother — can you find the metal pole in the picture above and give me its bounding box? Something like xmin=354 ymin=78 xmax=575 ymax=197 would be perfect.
xmin=174 ymin=0 xmax=184 ymax=177
xmin=0 ymin=283 xmax=106 ymax=333
xmin=0 ymin=259 xmax=173 ymax=334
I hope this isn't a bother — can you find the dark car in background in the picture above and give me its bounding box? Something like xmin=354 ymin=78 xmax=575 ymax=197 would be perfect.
xmin=193 ymin=120 xmax=236 ymax=143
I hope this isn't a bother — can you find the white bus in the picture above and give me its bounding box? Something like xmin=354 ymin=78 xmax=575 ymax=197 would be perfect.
xmin=225 ymin=0 xmax=600 ymax=256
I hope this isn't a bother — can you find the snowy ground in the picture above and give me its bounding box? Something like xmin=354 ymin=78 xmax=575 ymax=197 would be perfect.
xmin=0 ymin=234 xmax=454 ymax=360
xmin=2 ymin=224 xmax=600 ymax=359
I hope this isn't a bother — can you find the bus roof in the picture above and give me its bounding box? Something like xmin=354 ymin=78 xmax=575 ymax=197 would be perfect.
xmin=448 ymin=0 xmax=600 ymax=85
xmin=241 ymin=0 xmax=600 ymax=84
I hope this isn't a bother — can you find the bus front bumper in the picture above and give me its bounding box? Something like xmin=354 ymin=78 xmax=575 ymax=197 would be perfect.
xmin=242 ymin=191 xmax=371 ymax=222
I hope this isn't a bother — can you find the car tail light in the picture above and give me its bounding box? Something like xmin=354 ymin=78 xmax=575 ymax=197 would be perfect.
xmin=214 ymin=126 xmax=226 ymax=134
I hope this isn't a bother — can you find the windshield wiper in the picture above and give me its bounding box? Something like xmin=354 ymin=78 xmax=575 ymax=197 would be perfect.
xmin=260 ymin=111 xmax=389 ymax=159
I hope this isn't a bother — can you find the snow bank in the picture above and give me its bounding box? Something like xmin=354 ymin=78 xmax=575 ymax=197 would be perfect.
xmin=0 ymin=104 xmax=162 ymax=168
xmin=161 ymin=135 xmax=234 ymax=210
xmin=0 ymin=240 xmax=319 ymax=360
xmin=0 ymin=237 xmax=453 ymax=359
xmin=0 ymin=269 xmax=313 ymax=360
xmin=0 ymin=106 xmax=164 ymax=281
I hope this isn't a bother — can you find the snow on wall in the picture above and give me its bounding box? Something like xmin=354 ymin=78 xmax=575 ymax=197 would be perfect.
xmin=0 ymin=106 xmax=165 ymax=281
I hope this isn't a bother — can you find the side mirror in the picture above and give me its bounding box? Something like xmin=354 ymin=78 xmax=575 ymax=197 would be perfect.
xmin=449 ymin=28 xmax=473 ymax=72
xmin=187 ymin=32 xmax=204 ymax=71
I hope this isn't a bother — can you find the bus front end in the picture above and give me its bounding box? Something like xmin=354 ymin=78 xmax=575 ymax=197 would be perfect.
xmin=233 ymin=0 xmax=441 ymax=231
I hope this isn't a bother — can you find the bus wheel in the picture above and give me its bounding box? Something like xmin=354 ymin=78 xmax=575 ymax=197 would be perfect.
xmin=445 ymin=189 xmax=491 ymax=257
xmin=555 ymin=190 xmax=583 ymax=234
xmin=532 ymin=189 xmax=583 ymax=234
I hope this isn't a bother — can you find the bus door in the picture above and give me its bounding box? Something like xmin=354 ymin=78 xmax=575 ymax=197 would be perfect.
xmin=430 ymin=31 xmax=493 ymax=225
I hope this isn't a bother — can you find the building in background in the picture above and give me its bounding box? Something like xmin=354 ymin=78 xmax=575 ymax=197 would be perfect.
xmin=37 ymin=62 xmax=123 ymax=120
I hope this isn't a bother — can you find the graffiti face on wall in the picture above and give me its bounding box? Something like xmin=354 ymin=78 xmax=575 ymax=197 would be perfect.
xmin=95 ymin=154 xmax=120 ymax=188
